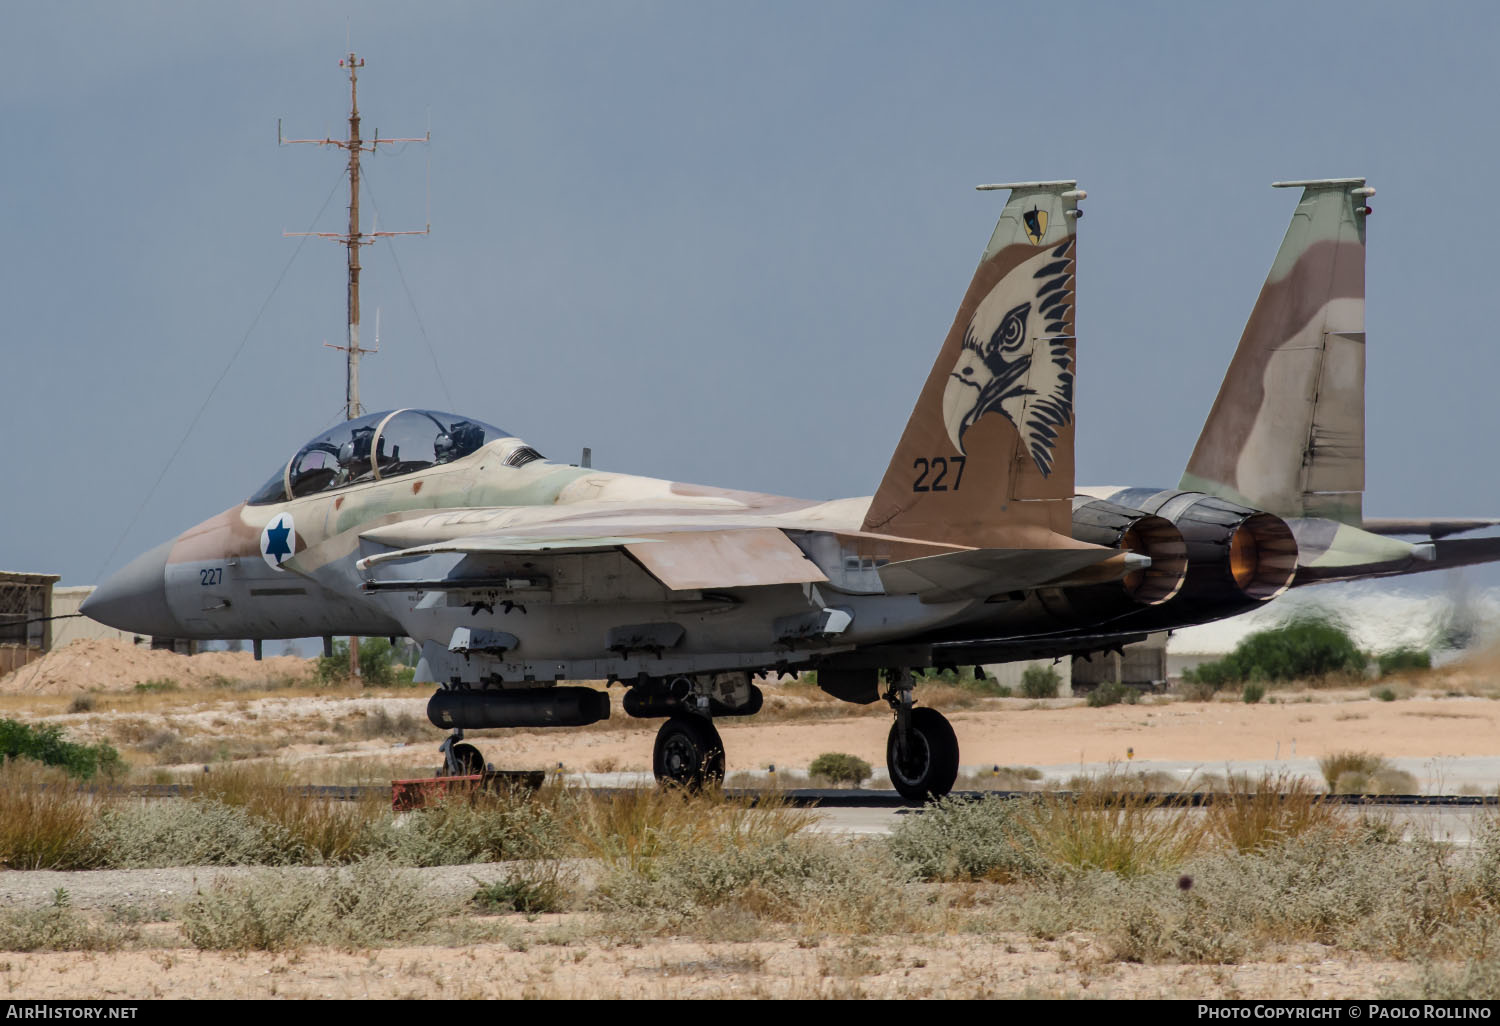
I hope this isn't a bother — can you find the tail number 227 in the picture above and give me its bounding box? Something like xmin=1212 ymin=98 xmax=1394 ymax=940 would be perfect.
xmin=912 ymin=456 xmax=965 ymax=493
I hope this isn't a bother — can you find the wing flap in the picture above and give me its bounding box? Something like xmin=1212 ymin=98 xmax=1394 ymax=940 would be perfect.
xmin=624 ymin=529 xmax=828 ymax=591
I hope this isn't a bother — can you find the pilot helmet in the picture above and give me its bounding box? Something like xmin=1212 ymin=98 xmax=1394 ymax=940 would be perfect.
xmin=338 ymin=426 xmax=375 ymax=466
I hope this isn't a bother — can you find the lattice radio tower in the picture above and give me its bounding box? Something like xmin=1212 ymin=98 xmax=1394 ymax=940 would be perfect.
xmin=280 ymin=52 xmax=429 ymax=421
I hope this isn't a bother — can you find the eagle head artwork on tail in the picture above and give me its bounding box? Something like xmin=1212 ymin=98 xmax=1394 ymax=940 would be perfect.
xmin=941 ymin=238 xmax=1076 ymax=477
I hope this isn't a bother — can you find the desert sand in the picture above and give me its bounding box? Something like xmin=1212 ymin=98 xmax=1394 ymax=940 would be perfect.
xmin=2 ymin=643 xmax=1498 ymax=999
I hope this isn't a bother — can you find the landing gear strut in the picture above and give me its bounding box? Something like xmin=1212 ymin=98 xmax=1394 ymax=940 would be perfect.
xmin=652 ymin=714 xmax=725 ymax=790
xmin=884 ymin=669 xmax=959 ymax=803
xmin=439 ymin=730 xmax=485 ymax=776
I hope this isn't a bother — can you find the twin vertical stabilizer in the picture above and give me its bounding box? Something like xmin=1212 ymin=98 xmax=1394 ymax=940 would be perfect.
xmin=863 ymin=182 xmax=1086 ymax=547
xmin=1181 ymin=179 xmax=1372 ymax=525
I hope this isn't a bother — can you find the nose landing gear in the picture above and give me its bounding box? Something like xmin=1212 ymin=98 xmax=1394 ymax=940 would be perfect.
xmin=439 ymin=730 xmax=486 ymax=776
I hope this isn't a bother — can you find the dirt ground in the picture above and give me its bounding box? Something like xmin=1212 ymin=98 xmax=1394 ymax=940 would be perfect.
xmin=2 ymin=643 xmax=1498 ymax=999
xmin=0 ymin=640 xmax=313 ymax=694
xmin=0 ymin=929 xmax=1412 ymax=1000
xmin=464 ymin=690 xmax=1500 ymax=781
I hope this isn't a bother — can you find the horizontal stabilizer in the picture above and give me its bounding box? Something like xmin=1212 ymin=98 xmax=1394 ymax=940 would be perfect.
xmin=1348 ymin=535 xmax=1500 ymax=579
xmin=877 ymin=544 xmax=1124 ymax=603
xmin=1360 ymin=517 xmax=1500 ymax=540
xmin=1294 ymin=534 xmax=1500 ymax=586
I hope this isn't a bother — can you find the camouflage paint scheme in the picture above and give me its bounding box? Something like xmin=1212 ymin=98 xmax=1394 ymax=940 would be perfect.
xmin=87 ymin=182 xmax=1148 ymax=689
xmin=84 ymin=177 xmax=1500 ymax=793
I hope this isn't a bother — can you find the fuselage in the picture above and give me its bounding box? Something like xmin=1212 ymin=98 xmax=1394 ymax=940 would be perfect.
xmin=83 ymin=416 xmax=994 ymax=674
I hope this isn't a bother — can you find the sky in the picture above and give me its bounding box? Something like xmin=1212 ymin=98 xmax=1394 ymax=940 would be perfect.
xmin=5 ymin=1 xmax=1500 ymax=596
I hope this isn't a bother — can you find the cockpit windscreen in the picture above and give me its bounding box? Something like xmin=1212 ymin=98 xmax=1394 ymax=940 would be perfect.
xmin=247 ymin=410 xmax=510 ymax=505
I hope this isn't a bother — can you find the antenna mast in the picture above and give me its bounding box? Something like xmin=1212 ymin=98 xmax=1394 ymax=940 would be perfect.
xmin=280 ymin=52 xmax=429 ymax=421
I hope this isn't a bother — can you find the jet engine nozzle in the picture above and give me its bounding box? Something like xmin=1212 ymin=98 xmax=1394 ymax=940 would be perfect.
xmin=1070 ymin=500 xmax=1188 ymax=606
xmin=1227 ymin=511 xmax=1300 ymax=600
xmin=1103 ymin=490 xmax=1299 ymax=605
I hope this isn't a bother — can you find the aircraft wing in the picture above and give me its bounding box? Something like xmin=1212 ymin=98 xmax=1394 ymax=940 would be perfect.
xmin=1360 ymin=517 xmax=1500 ymax=539
xmin=355 ymin=521 xmax=1131 ymax=599
xmin=357 ymin=526 xmax=830 ymax=592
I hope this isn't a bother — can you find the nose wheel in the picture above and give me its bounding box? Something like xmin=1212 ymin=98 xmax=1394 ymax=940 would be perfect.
xmin=652 ymin=714 xmax=725 ymax=790
xmin=439 ymin=732 xmax=486 ymax=776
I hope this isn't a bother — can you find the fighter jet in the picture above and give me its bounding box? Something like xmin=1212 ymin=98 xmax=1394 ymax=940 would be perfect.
xmin=82 ymin=177 xmax=1500 ymax=800
xmin=86 ymin=181 xmax=1181 ymax=799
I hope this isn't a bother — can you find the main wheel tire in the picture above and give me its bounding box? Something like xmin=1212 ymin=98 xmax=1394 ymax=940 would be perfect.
xmin=448 ymin=742 xmax=485 ymax=776
xmin=886 ymin=706 xmax=959 ymax=803
xmin=653 ymin=714 xmax=725 ymax=789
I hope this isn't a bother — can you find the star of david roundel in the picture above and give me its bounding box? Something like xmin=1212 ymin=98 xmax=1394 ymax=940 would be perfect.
xmin=260 ymin=512 xmax=296 ymax=572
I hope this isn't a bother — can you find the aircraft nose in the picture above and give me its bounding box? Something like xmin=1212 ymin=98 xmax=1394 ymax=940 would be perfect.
xmin=80 ymin=540 xmax=179 ymax=635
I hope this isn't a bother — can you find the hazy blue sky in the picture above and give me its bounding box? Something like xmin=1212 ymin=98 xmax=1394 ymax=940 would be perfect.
xmin=5 ymin=1 xmax=1500 ymax=592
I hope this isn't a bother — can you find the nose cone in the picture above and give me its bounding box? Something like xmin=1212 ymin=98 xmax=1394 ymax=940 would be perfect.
xmin=81 ymin=540 xmax=179 ymax=635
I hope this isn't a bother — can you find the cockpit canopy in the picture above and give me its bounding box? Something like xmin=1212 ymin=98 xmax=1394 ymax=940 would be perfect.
xmin=248 ymin=410 xmax=512 ymax=505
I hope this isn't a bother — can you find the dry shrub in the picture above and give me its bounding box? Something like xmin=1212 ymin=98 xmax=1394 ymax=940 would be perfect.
xmin=566 ymin=786 xmax=815 ymax=872
xmin=953 ymin=765 xmax=1045 ymax=791
xmin=93 ymin=799 xmax=287 ymax=868
xmin=887 ymin=795 xmax=1049 ymax=882
xmin=1333 ymin=767 xmax=1420 ymax=795
xmin=1065 ymin=768 xmax=1175 ymax=792
xmin=0 ymin=891 xmax=128 ymax=952
xmin=0 ymin=761 xmax=100 ymax=870
xmin=1317 ymin=751 xmax=1385 ymax=788
xmin=1101 ymin=884 xmax=1250 ymax=964
xmin=1001 ymin=822 xmax=1500 ymax=964
xmin=595 ymin=833 xmax=916 ymax=938
xmin=577 ymin=787 xmax=915 ymax=936
xmin=909 ymin=683 xmax=986 ymax=710
xmin=1388 ymin=958 xmax=1500 ymax=1000
xmin=181 ymin=858 xmax=450 ymax=952
xmin=1205 ymin=772 xmax=1346 ymax=852
xmin=472 ymin=862 xmax=572 ymax=914
xmin=1163 ymin=825 xmax=1498 ymax=960
xmin=358 ymin=707 xmax=428 ymax=742
xmin=1318 ymin=751 xmax=1420 ymax=794
xmin=1024 ymin=782 xmax=1208 ymax=877
xmin=197 ymin=764 xmax=390 ymax=863
xmin=1175 ymin=680 xmax=1218 ymax=702
xmin=384 ymin=784 xmax=563 ymax=866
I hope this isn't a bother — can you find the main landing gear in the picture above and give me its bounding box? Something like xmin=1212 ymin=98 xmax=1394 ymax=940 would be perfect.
xmin=652 ymin=714 xmax=726 ymax=790
xmin=884 ymin=669 xmax=959 ymax=803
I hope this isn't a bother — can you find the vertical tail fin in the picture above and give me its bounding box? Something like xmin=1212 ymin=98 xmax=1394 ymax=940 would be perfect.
xmin=863 ymin=182 xmax=1085 ymax=546
xmin=1181 ymin=178 xmax=1372 ymax=525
